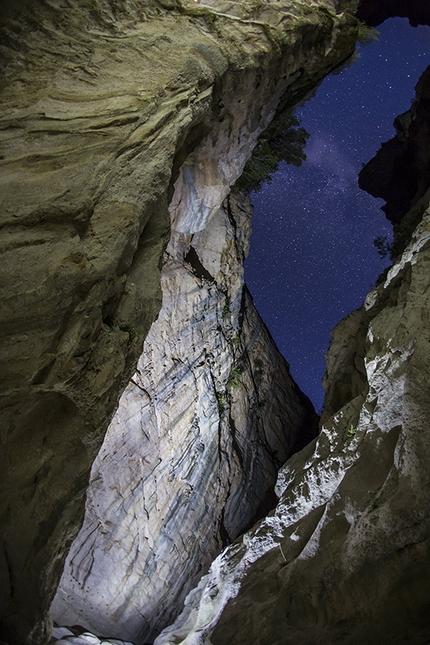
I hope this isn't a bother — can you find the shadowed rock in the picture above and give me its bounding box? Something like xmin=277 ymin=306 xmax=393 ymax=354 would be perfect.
xmin=359 ymin=66 xmax=430 ymax=224
xmin=357 ymin=0 xmax=430 ymax=27
xmin=0 ymin=1 xmax=358 ymax=642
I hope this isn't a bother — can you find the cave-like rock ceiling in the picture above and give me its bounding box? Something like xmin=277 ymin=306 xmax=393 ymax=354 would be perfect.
xmin=0 ymin=1 xmax=429 ymax=644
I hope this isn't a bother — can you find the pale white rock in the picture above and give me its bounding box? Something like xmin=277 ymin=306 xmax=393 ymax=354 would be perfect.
xmin=52 ymin=632 xmax=131 ymax=645
xmin=81 ymin=634 xmax=101 ymax=644
xmin=169 ymin=73 xmax=290 ymax=236
xmin=63 ymin=638 xmax=100 ymax=645
xmin=51 ymin=192 xmax=316 ymax=642
xmin=52 ymin=628 xmax=74 ymax=640
xmin=154 ymin=207 xmax=430 ymax=645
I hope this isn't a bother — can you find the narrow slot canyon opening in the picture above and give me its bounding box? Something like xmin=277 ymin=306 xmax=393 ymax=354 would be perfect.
xmin=50 ymin=13 xmax=430 ymax=645
xmin=3 ymin=3 xmax=429 ymax=645
xmin=245 ymin=17 xmax=430 ymax=412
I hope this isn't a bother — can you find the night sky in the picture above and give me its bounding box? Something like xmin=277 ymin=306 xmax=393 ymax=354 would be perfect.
xmin=245 ymin=18 xmax=430 ymax=413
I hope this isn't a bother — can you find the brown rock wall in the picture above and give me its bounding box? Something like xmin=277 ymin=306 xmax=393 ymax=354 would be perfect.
xmin=0 ymin=1 xmax=358 ymax=642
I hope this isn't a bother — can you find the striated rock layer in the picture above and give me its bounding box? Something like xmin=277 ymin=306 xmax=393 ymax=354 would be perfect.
xmin=154 ymin=191 xmax=430 ymax=645
xmin=0 ymin=1 xmax=358 ymax=643
xmin=52 ymin=191 xmax=317 ymax=642
xmin=152 ymin=63 xmax=430 ymax=644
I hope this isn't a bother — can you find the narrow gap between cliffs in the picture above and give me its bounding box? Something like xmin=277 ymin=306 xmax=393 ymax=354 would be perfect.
xmin=244 ymin=17 xmax=430 ymax=413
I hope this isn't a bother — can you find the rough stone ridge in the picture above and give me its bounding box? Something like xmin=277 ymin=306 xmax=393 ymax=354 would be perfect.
xmin=0 ymin=1 xmax=358 ymax=643
xmin=154 ymin=200 xmax=430 ymax=645
xmin=52 ymin=192 xmax=317 ymax=642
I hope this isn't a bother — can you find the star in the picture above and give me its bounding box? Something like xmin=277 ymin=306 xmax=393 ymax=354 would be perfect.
xmin=245 ymin=17 xmax=430 ymax=412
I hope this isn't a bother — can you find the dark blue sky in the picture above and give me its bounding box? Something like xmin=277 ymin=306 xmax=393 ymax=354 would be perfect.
xmin=245 ymin=18 xmax=430 ymax=412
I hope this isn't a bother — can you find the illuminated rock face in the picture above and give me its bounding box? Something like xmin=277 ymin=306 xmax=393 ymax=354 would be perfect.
xmin=151 ymin=67 xmax=430 ymax=645
xmin=0 ymin=1 xmax=357 ymax=643
xmin=154 ymin=202 xmax=430 ymax=645
xmin=52 ymin=191 xmax=317 ymax=643
xmin=150 ymin=50 xmax=430 ymax=645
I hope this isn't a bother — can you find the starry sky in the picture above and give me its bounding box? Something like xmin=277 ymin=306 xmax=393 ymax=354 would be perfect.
xmin=245 ymin=18 xmax=430 ymax=413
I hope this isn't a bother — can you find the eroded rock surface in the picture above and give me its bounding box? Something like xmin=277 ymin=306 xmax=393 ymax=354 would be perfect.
xmin=154 ymin=198 xmax=430 ymax=645
xmin=0 ymin=1 xmax=358 ymax=643
xmin=52 ymin=191 xmax=317 ymax=642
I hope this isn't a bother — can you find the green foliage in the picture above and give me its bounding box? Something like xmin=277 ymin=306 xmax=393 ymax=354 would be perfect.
xmin=216 ymin=391 xmax=228 ymax=419
xmin=390 ymin=203 xmax=427 ymax=258
xmin=357 ymin=22 xmax=379 ymax=45
xmin=373 ymin=203 xmax=427 ymax=270
xmin=236 ymin=111 xmax=309 ymax=193
xmin=347 ymin=424 xmax=357 ymax=438
xmin=222 ymin=302 xmax=230 ymax=320
xmin=228 ymin=366 xmax=243 ymax=389
xmin=330 ymin=50 xmax=361 ymax=75
xmin=330 ymin=20 xmax=378 ymax=77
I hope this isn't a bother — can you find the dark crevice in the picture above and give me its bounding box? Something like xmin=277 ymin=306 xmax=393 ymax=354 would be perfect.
xmin=184 ymin=246 xmax=215 ymax=282
xmin=4 ymin=546 xmax=14 ymax=600
xmin=227 ymin=411 xmax=244 ymax=470
xmin=218 ymin=505 xmax=231 ymax=549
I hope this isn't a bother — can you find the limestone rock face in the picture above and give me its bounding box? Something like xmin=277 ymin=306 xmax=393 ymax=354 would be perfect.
xmin=154 ymin=201 xmax=430 ymax=645
xmin=359 ymin=66 xmax=430 ymax=224
xmin=0 ymin=1 xmax=358 ymax=643
xmin=51 ymin=191 xmax=317 ymax=642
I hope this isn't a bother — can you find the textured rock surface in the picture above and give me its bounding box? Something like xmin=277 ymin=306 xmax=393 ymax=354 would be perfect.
xmin=52 ymin=192 xmax=317 ymax=642
xmin=359 ymin=65 xmax=430 ymax=224
xmin=50 ymin=626 xmax=133 ymax=645
xmin=154 ymin=200 xmax=430 ymax=645
xmin=0 ymin=1 xmax=358 ymax=643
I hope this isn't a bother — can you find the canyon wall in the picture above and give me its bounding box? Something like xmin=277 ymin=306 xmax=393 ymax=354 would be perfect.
xmin=51 ymin=191 xmax=317 ymax=642
xmin=152 ymin=63 xmax=430 ymax=645
xmin=0 ymin=1 xmax=358 ymax=643
xmin=154 ymin=179 xmax=430 ymax=645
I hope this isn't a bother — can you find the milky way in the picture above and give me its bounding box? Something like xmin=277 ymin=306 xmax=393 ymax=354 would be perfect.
xmin=245 ymin=18 xmax=430 ymax=412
